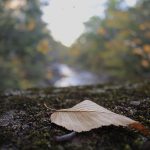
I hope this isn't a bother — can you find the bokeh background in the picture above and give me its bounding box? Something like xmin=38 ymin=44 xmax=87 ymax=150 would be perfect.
xmin=0 ymin=0 xmax=150 ymax=90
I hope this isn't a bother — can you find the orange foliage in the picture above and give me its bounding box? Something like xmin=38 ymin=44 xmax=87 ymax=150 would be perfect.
xmin=141 ymin=59 xmax=149 ymax=68
xmin=143 ymin=45 xmax=150 ymax=53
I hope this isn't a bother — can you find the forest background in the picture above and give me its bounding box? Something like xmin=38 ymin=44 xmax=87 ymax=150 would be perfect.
xmin=0 ymin=0 xmax=150 ymax=90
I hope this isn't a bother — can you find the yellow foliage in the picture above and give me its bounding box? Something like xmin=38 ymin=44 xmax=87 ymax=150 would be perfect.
xmin=19 ymin=79 xmax=32 ymax=89
xmin=70 ymin=45 xmax=81 ymax=57
xmin=133 ymin=48 xmax=143 ymax=56
xmin=71 ymin=50 xmax=80 ymax=57
xmin=114 ymin=11 xmax=129 ymax=21
xmin=97 ymin=28 xmax=107 ymax=35
xmin=37 ymin=39 xmax=49 ymax=54
xmin=106 ymin=12 xmax=129 ymax=28
xmin=139 ymin=22 xmax=150 ymax=30
xmin=27 ymin=20 xmax=36 ymax=31
xmin=141 ymin=59 xmax=149 ymax=68
xmin=106 ymin=19 xmax=117 ymax=28
xmin=139 ymin=24 xmax=146 ymax=30
xmin=106 ymin=39 xmax=126 ymax=52
xmin=118 ymin=29 xmax=131 ymax=38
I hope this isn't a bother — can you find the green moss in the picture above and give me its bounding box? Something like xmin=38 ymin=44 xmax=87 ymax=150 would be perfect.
xmin=0 ymin=81 xmax=150 ymax=149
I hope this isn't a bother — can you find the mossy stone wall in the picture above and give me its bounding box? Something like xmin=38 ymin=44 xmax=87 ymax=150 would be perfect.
xmin=0 ymin=81 xmax=150 ymax=150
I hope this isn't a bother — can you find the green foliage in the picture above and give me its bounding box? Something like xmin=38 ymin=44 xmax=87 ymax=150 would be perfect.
xmin=0 ymin=0 xmax=66 ymax=89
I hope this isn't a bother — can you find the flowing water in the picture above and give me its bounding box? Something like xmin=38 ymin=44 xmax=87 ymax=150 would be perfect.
xmin=49 ymin=63 xmax=108 ymax=87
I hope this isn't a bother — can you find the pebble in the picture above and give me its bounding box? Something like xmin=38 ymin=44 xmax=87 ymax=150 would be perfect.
xmin=130 ymin=101 xmax=141 ymax=106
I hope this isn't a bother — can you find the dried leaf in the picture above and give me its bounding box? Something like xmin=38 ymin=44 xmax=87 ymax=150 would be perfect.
xmin=129 ymin=122 xmax=150 ymax=136
xmin=51 ymin=100 xmax=137 ymax=132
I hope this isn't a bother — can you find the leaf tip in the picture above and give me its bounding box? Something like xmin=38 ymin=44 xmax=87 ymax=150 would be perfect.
xmin=129 ymin=122 xmax=150 ymax=136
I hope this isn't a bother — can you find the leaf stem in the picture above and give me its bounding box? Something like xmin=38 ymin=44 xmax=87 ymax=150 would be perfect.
xmin=44 ymin=103 xmax=56 ymax=112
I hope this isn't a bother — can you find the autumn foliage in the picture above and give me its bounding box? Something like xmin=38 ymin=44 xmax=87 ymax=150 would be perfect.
xmin=67 ymin=0 xmax=150 ymax=79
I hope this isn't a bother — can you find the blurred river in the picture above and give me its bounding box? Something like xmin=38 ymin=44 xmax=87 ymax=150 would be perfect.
xmin=47 ymin=63 xmax=108 ymax=87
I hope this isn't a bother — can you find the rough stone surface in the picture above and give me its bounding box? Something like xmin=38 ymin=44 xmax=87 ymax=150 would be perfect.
xmin=0 ymin=81 xmax=150 ymax=150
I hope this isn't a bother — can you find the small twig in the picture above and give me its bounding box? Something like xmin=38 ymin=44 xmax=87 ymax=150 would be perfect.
xmin=54 ymin=132 xmax=76 ymax=142
xmin=44 ymin=103 xmax=56 ymax=112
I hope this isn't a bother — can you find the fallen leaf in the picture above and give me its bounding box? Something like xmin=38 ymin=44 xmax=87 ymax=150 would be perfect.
xmin=129 ymin=122 xmax=150 ymax=136
xmin=51 ymin=100 xmax=138 ymax=132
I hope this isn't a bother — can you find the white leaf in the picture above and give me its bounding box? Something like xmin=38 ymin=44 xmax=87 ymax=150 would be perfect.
xmin=51 ymin=100 xmax=137 ymax=132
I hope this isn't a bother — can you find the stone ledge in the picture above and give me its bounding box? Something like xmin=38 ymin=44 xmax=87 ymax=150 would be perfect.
xmin=0 ymin=81 xmax=150 ymax=150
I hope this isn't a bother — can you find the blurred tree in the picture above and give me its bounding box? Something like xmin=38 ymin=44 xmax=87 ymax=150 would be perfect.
xmin=125 ymin=0 xmax=150 ymax=76
xmin=69 ymin=0 xmax=128 ymax=74
xmin=68 ymin=0 xmax=150 ymax=79
xmin=0 ymin=0 xmax=63 ymax=89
